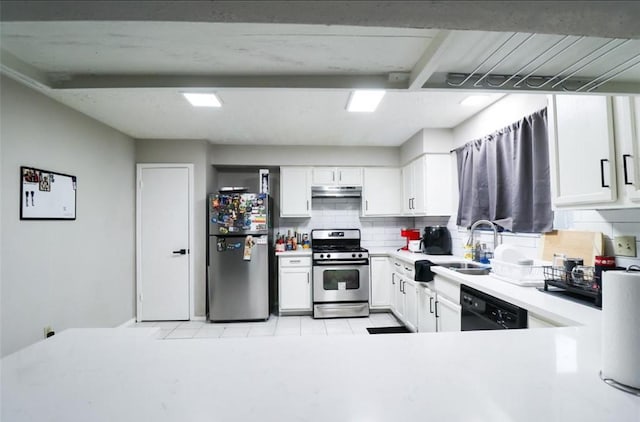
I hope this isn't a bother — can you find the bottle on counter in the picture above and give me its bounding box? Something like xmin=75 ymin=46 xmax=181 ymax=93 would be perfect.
xmin=302 ymin=233 xmax=310 ymax=249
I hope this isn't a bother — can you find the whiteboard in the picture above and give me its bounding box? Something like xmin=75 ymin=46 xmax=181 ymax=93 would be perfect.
xmin=21 ymin=166 xmax=76 ymax=220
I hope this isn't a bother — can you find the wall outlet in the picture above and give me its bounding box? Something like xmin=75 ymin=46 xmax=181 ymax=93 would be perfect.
xmin=613 ymin=236 xmax=637 ymax=257
xmin=43 ymin=326 xmax=55 ymax=339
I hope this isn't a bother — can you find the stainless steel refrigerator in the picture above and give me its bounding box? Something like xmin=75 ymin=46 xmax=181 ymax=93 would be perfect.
xmin=207 ymin=192 xmax=271 ymax=321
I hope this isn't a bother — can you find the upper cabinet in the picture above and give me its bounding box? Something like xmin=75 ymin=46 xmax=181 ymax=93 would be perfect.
xmin=361 ymin=167 xmax=402 ymax=216
xmin=548 ymin=95 xmax=640 ymax=208
xmin=549 ymin=95 xmax=617 ymax=206
xmin=280 ymin=166 xmax=312 ymax=217
xmin=614 ymin=96 xmax=640 ymax=203
xmin=402 ymin=154 xmax=452 ymax=216
xmin=312 ymin=167 xmax=363 ymax=186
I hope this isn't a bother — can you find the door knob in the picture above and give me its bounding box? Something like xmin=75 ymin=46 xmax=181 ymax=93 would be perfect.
xmin=172 ymin=249 xmax=187 ymax=255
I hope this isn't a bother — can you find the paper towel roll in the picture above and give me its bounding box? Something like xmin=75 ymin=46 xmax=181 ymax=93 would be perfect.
xmin=602 ymin=270 xmax=640 ymax=390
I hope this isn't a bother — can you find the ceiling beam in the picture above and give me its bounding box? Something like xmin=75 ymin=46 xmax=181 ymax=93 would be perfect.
xmin=408 ymin=30 xmax=453 ymax=90
xmin=48 ymin=74 xmax=409 ymax=90
xmin=1 ymin=1 xmax=639 ymax=39
xmin=0 ymin=49 xmax=51 ymax=91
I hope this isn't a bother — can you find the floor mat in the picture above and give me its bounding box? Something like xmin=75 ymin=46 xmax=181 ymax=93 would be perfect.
xmin=367 ymin=326 xmax=410 ymax=334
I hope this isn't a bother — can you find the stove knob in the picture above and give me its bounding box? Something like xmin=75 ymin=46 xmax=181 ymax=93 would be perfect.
xmin=327 ymin=254 xmax=331 ymax=258
xmin=352 ymin=253 xmax=356 ymax=258
xmin=320 ymin=254 xmax=324 ymax=258
xmin=358 ymin=253 xmax=363 ymax=258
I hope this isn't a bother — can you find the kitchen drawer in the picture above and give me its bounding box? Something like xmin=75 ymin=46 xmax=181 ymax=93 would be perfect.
xmin=391 ymin=259 xmax=405 ymax=275
xmin=280 ymin=257 xmax=312 ymax=267
xmin=403 ymin=263 xmax=415 ymax=280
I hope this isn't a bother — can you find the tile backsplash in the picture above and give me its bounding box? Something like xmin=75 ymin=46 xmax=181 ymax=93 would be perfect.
xmin=278 ymin=197 xmax=640 ymax=268
xmin=444 ymin=208 xmax=640 ymax=267
xmin=277 ymin=198 xmax=413 ymax=248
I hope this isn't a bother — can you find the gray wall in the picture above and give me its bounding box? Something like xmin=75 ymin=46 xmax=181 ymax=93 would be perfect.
xmin=0 ymin=76 xmax=136 ymax=357
xmin=135 ymin=139 xmax=210 ymax=317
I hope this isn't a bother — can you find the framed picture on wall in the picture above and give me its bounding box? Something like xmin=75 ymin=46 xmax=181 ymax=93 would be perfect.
xmin=20 ymin=166 xmax=77 ymax=220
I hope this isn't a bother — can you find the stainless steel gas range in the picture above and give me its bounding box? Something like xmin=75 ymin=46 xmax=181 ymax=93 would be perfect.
xmin=311 ymin=229 xmax=370 ymax=318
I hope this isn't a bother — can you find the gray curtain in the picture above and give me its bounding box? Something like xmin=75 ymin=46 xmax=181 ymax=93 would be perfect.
xmin=454 ymin=108 xmax=553 ymax=233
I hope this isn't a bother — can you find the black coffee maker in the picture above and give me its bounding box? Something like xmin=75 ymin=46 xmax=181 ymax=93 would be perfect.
xmin=421 ymin=226 xmax=452 ymax=255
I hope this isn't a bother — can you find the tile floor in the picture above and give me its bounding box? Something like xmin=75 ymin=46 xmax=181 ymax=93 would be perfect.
xmin=128 ymin=312 xmax=403 ymax=339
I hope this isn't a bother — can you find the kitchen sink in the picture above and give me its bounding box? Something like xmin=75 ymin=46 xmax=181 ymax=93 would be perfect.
xmin=441 ymin=262 xmax=491 ymax=276
xmin=451 ymin=267 xmax=491 ymax=276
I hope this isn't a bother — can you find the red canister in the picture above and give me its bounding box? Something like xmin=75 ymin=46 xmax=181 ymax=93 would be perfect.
xmin=595 ymin=255 xmax=616 ymax=290
xmin=595 ymin=256 xmax=616 ymax=267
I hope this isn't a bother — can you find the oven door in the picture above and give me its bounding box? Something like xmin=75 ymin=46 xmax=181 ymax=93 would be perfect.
xmin=313 ymin=261 xmax=369 ymax=303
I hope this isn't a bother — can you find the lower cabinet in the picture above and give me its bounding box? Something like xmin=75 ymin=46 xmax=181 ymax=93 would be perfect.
xmin=418 ymin=284 xmax=437 ymax=333
xmin=388 ymin=259 xmax=418 ymax=332
xmin=436 ymin=295 xmax=462 ymax=332
xmin=528 ymin=314 xmax=564 ymax=328
xmin=392 ymin=272 xmax=405 ymax=322
xmin=370 ymin=256 xmax=392 ymax=309
xmin=278 ymin=256 xmax=312 ymax=314
xmin=403 ymin=279 xmax=418 ymax=332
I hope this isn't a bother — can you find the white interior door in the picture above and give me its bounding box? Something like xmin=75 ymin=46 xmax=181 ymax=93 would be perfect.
xmin=137 ymin=164 xmax=192 ymax=321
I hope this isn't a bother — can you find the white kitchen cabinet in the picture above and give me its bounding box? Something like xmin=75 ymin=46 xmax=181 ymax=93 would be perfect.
xmin=435 ymin=295 xmax=461 ymax=332
xmin=361 ymin=167 xmax=402 ymax=216
xmin=548 ymin=95 xmax=617 ymax=206
xmin=528 ymin=314 xmax=555 ymax=329
xmin=402 ymin=154 xmax=452 ymax=216
xmin=402 ymin=156 xmax=419 ymax=214
xmin=370 ymin=256 xmax=392 ymax=309
xmin=418 ymin=284 xmax=437 ymax=333
xmin=388 ymin=258 xmax=417 ymax=332
xmin=312 ymin=167 xmax=362 ymax=186
xmin=549 ymin=95 xmax=640 ymax=209
xmin=278 ymin=256 xmax=312 ymax=314
xmin=392 ymin=273 xmax=405 ymax=322
xmin=390 ymin=259 xmax=405 ymax=321
xmin=280 ymin=167 xmax=312 ymax=217
xmin=614 ymin=96 xmax=640 ymax=204
xmin=424 ymin=154 xmax=453 ymax=215
xmin=403 ymin=279 xmax=418 ymax=332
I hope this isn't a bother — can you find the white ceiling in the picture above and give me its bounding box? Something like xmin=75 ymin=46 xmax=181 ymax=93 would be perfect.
xmin=1 ymin=4 xmax=639 ymax=147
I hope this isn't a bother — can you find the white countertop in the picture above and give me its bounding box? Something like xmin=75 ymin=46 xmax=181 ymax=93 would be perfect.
xmin=3 ymin=326 xmax=639 ymax=421
xmin=4 ymin=251 xmax=637 ymax=420
xmin=379 ymin=250 xmax=601 ymax=327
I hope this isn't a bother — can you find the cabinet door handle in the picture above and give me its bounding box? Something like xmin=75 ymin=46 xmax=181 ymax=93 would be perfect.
xmin=366 ymin=200 xmax=369 ymax=211
xmin=289 ymin=260 xmax=301 ymax=263
xmin=307 ymin=273 xmax=310 ymax=284
xmin=391 ymin=273 xmax=395 ymax=285
xmin=435 ymin=301 xmax=440 ymax=318
xmin=332 ymin=170 xmax=335 ymax=182
xmin=429 ymin=296 xmax=434 ymax=313
xmin=402 ymin=281 xmax=406 ymax=294
xmin=623 ymin=154 xmax=633 ymax=185
xmin=600 ymin=159 xmax=610 ymax=188
xmin=394 ymin=262 xmax=401 ymax=267
xmin=306 ymin=200 xmax=309 ymax=210
xmin=339 ymin=171 xmax=342 ymax=182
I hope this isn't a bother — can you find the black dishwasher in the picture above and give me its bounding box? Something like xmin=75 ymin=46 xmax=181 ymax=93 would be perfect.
xmin=460 ymin=284 xmax=528 ymax=330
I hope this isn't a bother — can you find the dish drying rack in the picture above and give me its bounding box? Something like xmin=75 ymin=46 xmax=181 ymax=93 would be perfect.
xmin=542 ymin=265 xmax=602 ymax=306
xmin=489 ymin=259 xmax=546 ymax=287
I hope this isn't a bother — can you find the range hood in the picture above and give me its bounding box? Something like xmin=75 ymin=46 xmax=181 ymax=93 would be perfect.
xmin=311 ymin=186 xmax=362 ymax=198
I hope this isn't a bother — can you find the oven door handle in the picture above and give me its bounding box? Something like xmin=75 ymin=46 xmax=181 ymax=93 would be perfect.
xmin=314 ymin=260 xmax=369 ymax=266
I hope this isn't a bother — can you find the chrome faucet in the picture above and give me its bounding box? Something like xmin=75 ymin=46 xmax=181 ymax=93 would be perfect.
xmin=467 ymin=220 xmax=500 ymax=262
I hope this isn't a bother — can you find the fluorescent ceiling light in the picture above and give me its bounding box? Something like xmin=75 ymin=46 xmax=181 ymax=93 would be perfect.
xmin=347 ymin=90 xmax=386 ymax=112
xmin=460 ymin=95 xmax=491 ymax=106
xmin=182 ymin=92 xmax=222 ymax=107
